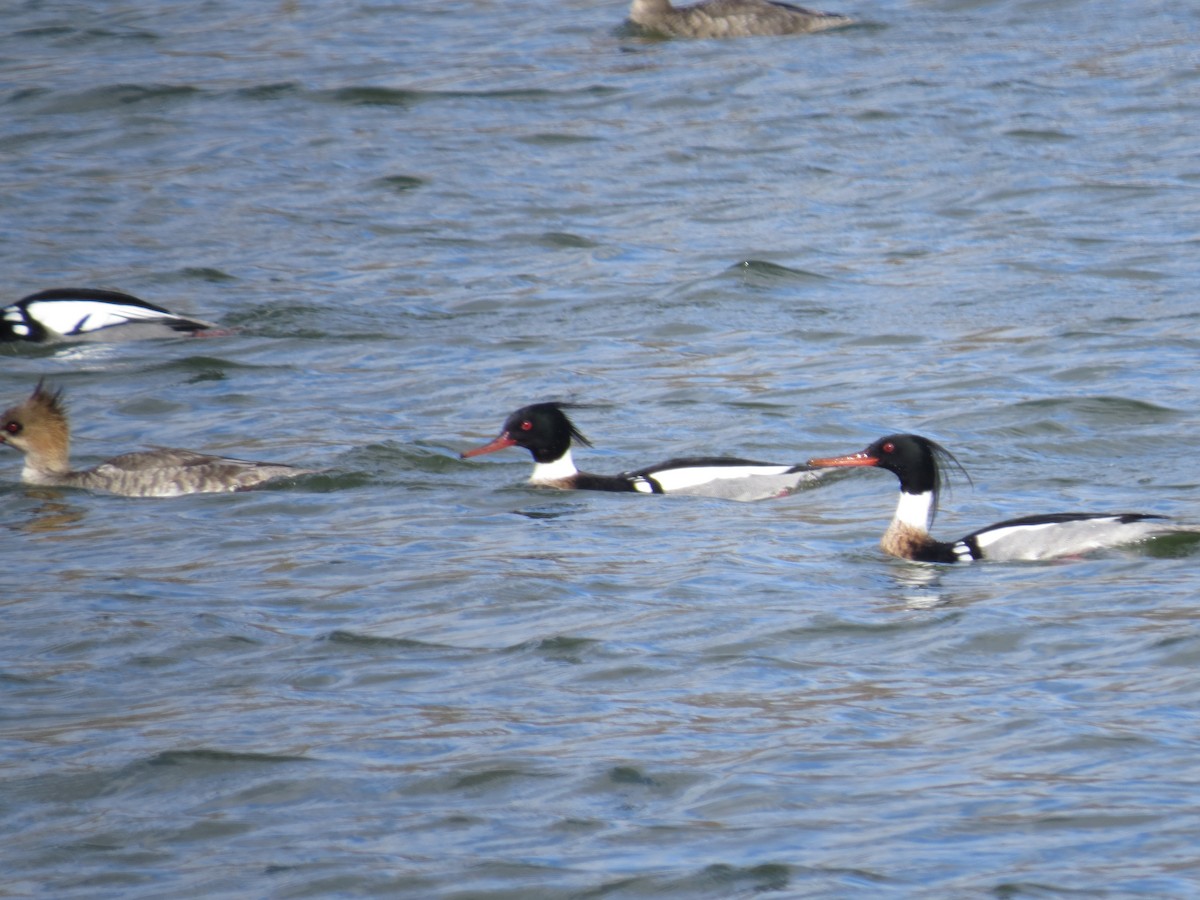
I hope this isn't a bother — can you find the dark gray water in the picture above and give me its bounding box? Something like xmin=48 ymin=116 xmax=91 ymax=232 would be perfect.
xmin=4 ymin=0 xmax=1200 ymax=896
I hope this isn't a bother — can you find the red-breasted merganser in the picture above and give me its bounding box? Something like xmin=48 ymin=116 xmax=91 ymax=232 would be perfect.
xmin=461 ymin=401 xmax=824 ymax=501
xmin=629 ymin=0 xmax=853 ymax=38
xmin=0 ymin=381 xmax=314 ymax=497
xmin=808 ymin=433 xmax=1200 ymax=562
xmin=1 ymin=288 xmax=219 ymax=342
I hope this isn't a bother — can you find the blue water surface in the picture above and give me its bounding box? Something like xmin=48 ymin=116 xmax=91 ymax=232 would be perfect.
xmin=3 ymin=0 xmax=1200 ymax=896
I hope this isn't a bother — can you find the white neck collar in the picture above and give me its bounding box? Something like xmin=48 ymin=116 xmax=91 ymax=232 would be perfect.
xmin=530 ymin=448 xmax=578 ymax=484
xmin=894 ymin=490 xmax=935 ymax=533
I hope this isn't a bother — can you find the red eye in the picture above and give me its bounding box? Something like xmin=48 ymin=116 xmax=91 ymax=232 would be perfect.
xmin=520 ymin=420 xmax=533 ymax=431
xmin=881 ymin=441 xmax=895 ymax=454
xmin=4 ymin=421 xmax=19 ymax=435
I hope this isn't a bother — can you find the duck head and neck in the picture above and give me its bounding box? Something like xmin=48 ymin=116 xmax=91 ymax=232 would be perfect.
xmin=810 ymin=434 xmax=970 ymax=562
xmin=0 ymin=380 xmax=72 ymax=484
xmin=461 ymin=402 xmax=593 ymax=486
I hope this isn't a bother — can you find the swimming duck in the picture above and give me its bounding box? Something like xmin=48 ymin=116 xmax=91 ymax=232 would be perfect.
xmin=629 ymin=0 xmax=853 ymax=38
xmin=1 ymin=381 xmax=313 ymax=497
xmin=1 ymin=288 xmax=219 ymax=343
xmin=462 ymin=401 xmax=824 ymax=501
xmin=808 ymin=433 xmax=1200 ymax=562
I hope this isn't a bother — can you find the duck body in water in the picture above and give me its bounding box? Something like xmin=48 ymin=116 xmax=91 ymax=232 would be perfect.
xmin=1 ymin=382 xmax=314 ymax=497
xmin=629 ymin=0 xmax=853 ymax=38
xmin=1 ymin=288 xmax=219 ymax=343
xmin=462 ymin=401 xmax=826 ymax=501
xmin=808 ymin=433 xmax=1200 ymax=562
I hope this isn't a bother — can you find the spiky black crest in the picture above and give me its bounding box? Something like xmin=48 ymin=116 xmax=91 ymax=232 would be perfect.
xmin=550 ymin=402 xmax=593 ymax=449
xmin=923 ymin=436 xmax=971 ymax=528
xmin=517 ymin=401 xmax=594 ymax=449
xmin=29 ymin=378 xmax=67 ymax=418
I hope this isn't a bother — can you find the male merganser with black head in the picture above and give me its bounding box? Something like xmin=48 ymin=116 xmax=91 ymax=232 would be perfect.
xmin=462 ymin=401 xmax=824 ymax=501
xmin=808 ymin=433 xmax=1200 ymax=562
xmin=1 ymin=288 xmax=219 ymax=342
xmin=0 ymin=381 xmax=314 ymax=497
xmin=629 ymin=0 xmax=852 ymax=38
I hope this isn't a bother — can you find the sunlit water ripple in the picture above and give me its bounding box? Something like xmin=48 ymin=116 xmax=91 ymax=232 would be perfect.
xmin=3 ymin=0 xmax=1200 ymax=896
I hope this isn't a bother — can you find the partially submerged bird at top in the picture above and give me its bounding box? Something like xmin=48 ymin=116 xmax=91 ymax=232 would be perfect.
xmin=808 ymin=433 xmax=1200 ymax=563
xmin=628 ymin=0 xmax=853 ymax=38
xmin=0 ymin=381 xmax=314 ymax=498
xmin=461 ymin=401 xmax=826 ymax=501
xmin=1 ymin=288 xmax=220 ymax=343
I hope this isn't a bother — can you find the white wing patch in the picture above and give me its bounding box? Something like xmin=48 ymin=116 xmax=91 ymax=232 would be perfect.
xmin=5 ymin=319 xmax=31 ymax=337
xmin=951 ymin=541 xmax=975 ymax=562
xmin=4 ymin=306 xmax=30 ymax=335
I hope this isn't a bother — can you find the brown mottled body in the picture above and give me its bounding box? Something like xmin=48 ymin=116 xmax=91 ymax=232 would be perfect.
xmin=1 ymin=382 xmax=313 ymax=498
xmin=629 ymin=0 xmax=853 ymax=38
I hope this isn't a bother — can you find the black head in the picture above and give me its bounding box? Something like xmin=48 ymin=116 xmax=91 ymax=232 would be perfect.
xmin=461 ymin=402 xmax=593 ymax=463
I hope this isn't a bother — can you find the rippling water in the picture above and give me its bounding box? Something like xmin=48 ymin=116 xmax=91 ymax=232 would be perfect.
xmin=4 ymin=0 xmax=1200 ymax=896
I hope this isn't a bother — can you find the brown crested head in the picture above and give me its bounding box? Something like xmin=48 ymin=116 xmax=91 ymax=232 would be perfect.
xmin=1 ymin=379 xmax=70 ymax=459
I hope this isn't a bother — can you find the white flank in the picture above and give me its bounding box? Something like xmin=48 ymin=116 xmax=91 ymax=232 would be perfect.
xmin=26 ymin=300 xmax=174 ymax=335
xmin=530 ymin=449 xmax=578 ymax=484
xmin=972 ymin=520 xmax=1064 ymax=551
xmin=972 ymin=516 xmax=1169 ymax=562
xmin=648 ymin=464 xmax=795 ymax=493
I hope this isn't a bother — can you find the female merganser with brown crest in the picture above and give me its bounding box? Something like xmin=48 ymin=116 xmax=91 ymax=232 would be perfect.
xmin=809 ymin=433 xmax=1200 ymax=562
xmin=462 ymin=401 xmax=824 ymax=501
xmin=0 ymin=381 xmax=314 ymax=497
xmin=629 ymin=0 xmax=853 ymax=38
xmin=1 ymin=288 xmax=219 ymax=342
